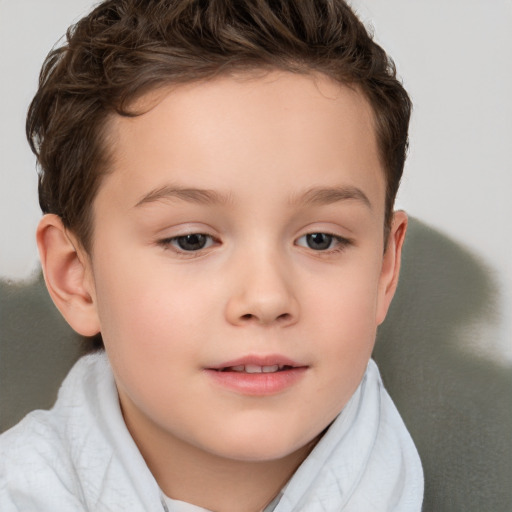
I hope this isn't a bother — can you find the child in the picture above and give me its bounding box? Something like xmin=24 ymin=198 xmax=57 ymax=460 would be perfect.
xmin=0 ymin=0 xmax=423 ymax=510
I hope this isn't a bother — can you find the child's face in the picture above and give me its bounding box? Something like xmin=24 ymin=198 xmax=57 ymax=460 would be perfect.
xmin=81 ymin=71 xmax=403 ymax=462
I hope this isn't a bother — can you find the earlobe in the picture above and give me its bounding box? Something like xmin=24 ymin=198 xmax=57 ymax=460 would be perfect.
xmin=376 ymin=211 xmax=408 ymax=325
xmin=36 ymin=214 xmax=101 ymax=337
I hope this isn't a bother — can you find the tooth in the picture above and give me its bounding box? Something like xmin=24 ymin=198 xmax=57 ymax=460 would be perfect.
xmin=262 ymin=365 xmax=279 ymax=373
xmin=230 ymin=365 xmax=245 ymax=372
xmin=245 ymin=365 xmax=263 ymax=373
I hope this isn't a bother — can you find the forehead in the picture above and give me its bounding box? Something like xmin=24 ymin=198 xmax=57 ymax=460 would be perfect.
xmin=99 ymin=71 xmax=384 ymax=214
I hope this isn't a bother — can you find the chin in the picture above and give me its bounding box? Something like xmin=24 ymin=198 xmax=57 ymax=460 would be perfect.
xmin=204 ymin=428 xmax=321 ymax=464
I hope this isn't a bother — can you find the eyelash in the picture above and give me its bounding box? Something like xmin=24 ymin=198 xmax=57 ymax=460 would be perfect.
xmin=158 ymin=231 xmax=353 ymax=256
xmin=295 ymin=233 xmax=353 ymax=254
xmin=158 ymin=233 xmax=218 ymax=256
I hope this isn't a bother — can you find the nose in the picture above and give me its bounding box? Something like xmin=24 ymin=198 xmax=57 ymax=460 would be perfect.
xmin=224 ymin=248 xmax=299 ymax=327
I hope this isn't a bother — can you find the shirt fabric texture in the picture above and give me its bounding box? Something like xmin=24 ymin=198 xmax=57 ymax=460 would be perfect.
xmin=0 ymin=353 xmax=423 ymax=511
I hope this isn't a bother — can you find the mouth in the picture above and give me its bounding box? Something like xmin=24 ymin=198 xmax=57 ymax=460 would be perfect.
xmin=205 ymin=356 xmax=308 ymax=395
xmin=207 ymin=354 xmax=306 ymax=373
xmin=217 ymin=364 xmax=297 ymax=374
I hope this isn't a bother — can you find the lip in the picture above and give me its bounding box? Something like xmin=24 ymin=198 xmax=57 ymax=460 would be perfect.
xmin=204 ymin=354 xmax=308 ymax=396
xmin=208 ymin=354 xmax=304 ymax=370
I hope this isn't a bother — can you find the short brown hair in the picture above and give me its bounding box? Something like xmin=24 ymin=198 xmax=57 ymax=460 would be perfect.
xmin=28 ymin=0 xmax=411 ymax=252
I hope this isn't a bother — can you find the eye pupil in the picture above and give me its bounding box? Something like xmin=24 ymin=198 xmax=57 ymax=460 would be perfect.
xmin=177 ymin=234 xmax=208 ymax=251
xmin=307 ymin=233 xmax=332 ymax=250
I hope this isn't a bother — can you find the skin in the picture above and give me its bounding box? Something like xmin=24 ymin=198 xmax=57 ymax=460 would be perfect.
xmin=37 ymin=71 xmax=407 ymax=512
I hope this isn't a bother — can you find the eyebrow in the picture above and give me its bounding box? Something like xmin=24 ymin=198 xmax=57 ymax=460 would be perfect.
xmin=289 ymin=186 xmax=372 ymax=209
xmin=134 ymin=185 xmax=231 ymax=208
xmin=134 ymin=184 xmax=371 ymax=210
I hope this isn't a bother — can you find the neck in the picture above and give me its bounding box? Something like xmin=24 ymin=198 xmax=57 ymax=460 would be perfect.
xmin=124 ymin=410 xmax=318 ymax=512
xmin=158 ymin=441 xmax=314 ymax=512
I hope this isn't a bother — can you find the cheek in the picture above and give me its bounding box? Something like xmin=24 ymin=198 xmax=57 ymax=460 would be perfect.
xmin=302 ymin=261 xmax=381 ymax=398
xmin=306 ymin=260 xmax=381 ymax=339
xmin=95 ymin=272 xmax=205 ymax=415
xmin=92 ymin=257 xmax=195 ymax=357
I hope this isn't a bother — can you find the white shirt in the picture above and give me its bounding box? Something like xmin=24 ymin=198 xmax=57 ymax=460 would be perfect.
xmin=0 ymin=353 xmax=423 ymax=511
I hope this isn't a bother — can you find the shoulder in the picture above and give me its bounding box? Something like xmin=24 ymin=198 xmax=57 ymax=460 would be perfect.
xmin=0 ymin=412 xmax=80 ymax=507
xmin=0 ymin=353 xmax=112 ymax=510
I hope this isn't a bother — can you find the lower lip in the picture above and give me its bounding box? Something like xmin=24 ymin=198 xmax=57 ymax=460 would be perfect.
xmin=204 ymin=367 xmax=308 ymax=396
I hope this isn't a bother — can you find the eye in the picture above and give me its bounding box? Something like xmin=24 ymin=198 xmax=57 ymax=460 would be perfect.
xmin=163 ymin=233 xmax=215 ymax=252
xmin=296 ymin=233 xmax=350 ymax=251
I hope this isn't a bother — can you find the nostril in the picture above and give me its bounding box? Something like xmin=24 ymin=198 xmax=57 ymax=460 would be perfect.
xmin=239 ymin=312 xmax=290 ymax=323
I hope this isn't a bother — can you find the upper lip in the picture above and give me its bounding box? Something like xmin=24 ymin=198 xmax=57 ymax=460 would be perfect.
xmin=207 ymin=354 xmax=306 ymax=371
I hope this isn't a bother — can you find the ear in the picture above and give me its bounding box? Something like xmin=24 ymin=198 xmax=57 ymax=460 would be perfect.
xmin=376 ymin=210 xmax=408 ymax=325
xmin=36 ymin=214 xmax=100 ymax=337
